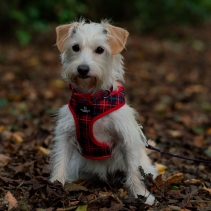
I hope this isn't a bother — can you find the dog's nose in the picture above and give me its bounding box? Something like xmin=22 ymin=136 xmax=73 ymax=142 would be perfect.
xmin=77 ymin=65 xmax=90 ymax=76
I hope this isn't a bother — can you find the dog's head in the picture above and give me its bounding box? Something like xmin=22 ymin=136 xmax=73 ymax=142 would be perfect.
xmin=55 ymin=20 xmax=129 ymax=92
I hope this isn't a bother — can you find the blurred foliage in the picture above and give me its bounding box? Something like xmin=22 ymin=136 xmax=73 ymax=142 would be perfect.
xmin=0 ymin=0 xmax=86 ymax=45
xmin=134 ymin=0 xmax=211 ymax=32
xmin=1 ymin=0 xmax=211 ymax=45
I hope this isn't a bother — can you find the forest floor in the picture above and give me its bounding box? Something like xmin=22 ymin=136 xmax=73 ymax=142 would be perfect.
xmin=0 ymin=24 xmax=211 ymax=211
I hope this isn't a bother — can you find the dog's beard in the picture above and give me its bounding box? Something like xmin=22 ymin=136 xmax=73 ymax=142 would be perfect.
xmin=69 ymin=74 xmax=103 ymax=93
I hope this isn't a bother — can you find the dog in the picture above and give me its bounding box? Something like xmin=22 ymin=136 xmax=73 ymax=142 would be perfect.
xmin=50 ymin=20 xmax=158 ymax=205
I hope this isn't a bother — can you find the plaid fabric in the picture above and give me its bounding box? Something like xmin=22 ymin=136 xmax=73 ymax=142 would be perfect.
xmin=68 ymin=85 xmax=125 ymax=160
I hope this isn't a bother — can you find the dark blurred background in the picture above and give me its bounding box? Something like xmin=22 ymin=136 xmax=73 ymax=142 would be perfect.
xmin=1 ymin=1 xmax=211 ymax=209
xmin=1 ymin=0 xmax=211 ymax=45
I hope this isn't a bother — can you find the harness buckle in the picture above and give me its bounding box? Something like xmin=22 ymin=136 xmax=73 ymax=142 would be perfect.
xmin=103 ymin=89 xmax=111 ymax=98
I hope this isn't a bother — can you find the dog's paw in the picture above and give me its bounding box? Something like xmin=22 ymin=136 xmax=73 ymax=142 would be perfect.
xmin=145 ymin=194 xmax=158 ymax=206
xmin=50 ymin=175 xmax=65 ymax=186
xmin=133 ymin=189 xmax=157 ymax=205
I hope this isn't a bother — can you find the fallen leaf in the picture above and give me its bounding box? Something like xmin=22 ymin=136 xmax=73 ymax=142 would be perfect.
xmin=206 ymin=128 xmax=211 ymax=135
xmin=118 ymin=188 xmax=128 ymax=198
xmin=184 ymin=178 xmax=211 ymax=194
xmin=99 ymin=191 xmax=113 ymax=198
xmin=191 ymin=200 xmax=211 ymax=210
xmin=43 ymin=89 xmax=55 ymax=99
xmin=168 ymin=130 xmax=182 ymax=138
xmin=3 ymin=72 xmax=15 ymax=81
xmin=13 ymin=161 xmax=35 ymax=174
xmin=150 ymin=174 xmax=165 ymax=192
xmin=184 ymin=85 xmax=205 ymax=95
xmin=75 ymin=205 xmax=87 ymax=211
xmin=193 ymin=135 xmax=204 ymax=148
xmin=184 ymin=178 xmax=205 ymax=186
xmin=0 ymin=125 xmax=6 ymax=131
xmin=56 ymin=207 xmax=77 ymax=211
xmin=12 ymin=132 xmax=24 ymax=143
xmin=4 ymin=191 xmax=18 ymax=210
xmin=155 ymin=163 xmax=167 ymax=175
xmin=52 ymin=79 xmax=65 ymax=89
xmin=0 ymin=154 xmax=11 ymax=167
xmin=86 ymin=193 xmax=96 ymax=202
xmin=1 ymin=130 xmax=13 ymax=140
xmin=166 ymin=173 xmax=184 ymax=186
xmin=168 ymin=205 xmax=181 ymax=211
xmin=100 ymin=201 xmax=124 ymax=211
xmin=38 ymin=146 xmax=51 ymax=155
xmin=65 ymin=183 xmax=88 ymax=192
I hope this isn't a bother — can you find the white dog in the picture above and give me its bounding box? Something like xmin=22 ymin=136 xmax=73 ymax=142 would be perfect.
xmin=50 ymin=20 xmax=157 ymax=205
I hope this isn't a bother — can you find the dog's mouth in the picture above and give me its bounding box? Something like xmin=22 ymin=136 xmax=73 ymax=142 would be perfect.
xmin=78 ymin=75 xmax=91 ymax=79
xmin=70 ymin=74 xmax=101 ymax=92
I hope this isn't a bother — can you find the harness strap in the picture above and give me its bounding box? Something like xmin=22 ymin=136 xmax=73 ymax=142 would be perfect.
xmin=69 ymin=84 xmax=113 ymax=104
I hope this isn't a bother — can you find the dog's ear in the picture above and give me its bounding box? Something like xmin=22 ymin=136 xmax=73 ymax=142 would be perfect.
xmin=107 ymin=25 xmax=129 ymax=55
xmin=56 ymin=24 xmax=74 ymax=52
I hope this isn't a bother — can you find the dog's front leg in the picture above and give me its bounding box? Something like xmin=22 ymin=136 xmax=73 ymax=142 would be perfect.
xmin=50 ymin=132 xmax=73 ymax=185
xmin=111 ymin=105 xmax=156 ymax=205
xmin=50 ymin=105 xmax=75 ymax=185
xmin=123 ymin=144 xmax=155 ymax=205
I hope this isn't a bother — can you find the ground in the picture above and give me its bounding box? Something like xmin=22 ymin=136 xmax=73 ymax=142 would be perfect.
xmin=0 ymin=24 xmax=211 ymax=211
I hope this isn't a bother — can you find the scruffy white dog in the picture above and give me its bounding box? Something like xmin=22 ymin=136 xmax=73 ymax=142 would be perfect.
xmin=50 ymin=20 xmax=157 ymax=205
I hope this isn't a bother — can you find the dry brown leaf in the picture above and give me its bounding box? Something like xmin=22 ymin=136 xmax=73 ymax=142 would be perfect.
xmin=38 ymin=146 xmax=51 ymax=155
xmin=118 ymin=188 xmax=128 ymax=198
xmin=184 ymin=178 xmax=211 ymax=193
xmin=166 ymin=173 xmax=184 ymax=185
xmin=65 ymin=183 xmax=88 ymax=192
xmin=12 ymin=132 xmax=24 ymax=143
xmin=0 ymin=154 xmax=11 ymax=167
xmin=155 ymin=163 xmax=167 ymax=175
xmin=191 ymin=200 xmax=211 ymax=210
xmin=167 ymin=130 xmax=182 ymax=138
xmin=4 ymin=191 xmax=17 ymax=210
xmin=53 ymin=79 xmax=65 ymax=89
xmin=193 ymin=135 xmax=204 ymax=148
xmin=150 ymin=174 xmax=165 ymax=192
xmin=184 ymin=85 xmax=205 ymax=95
xmin=0 ymin=125 xmax=6 ymax=131
xmin=3 ymin=72 xmax=15 ymax=81
xmin=180 ymin=209 xmax=191 ymax=211
xmin=1 ymin=130 xmax=13 ymax=140
xmin=184 ymin=178 xmax=205 ymax=186
xmin=43 ymin=89 xmax=55 ymax=99
xmin=206 ymin=128 xmax=211 ymax=135
xmin=99 ymin=191 xmax=113 ymax=198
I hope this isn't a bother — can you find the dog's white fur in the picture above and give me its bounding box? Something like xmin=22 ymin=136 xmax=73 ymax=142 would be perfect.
xmin=50 ymin=20 xmax=158 ymax=205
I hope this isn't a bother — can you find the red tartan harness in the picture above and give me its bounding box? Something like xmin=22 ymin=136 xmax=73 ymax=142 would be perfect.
xmin=68 ymin=85 xmax=126 ymax=160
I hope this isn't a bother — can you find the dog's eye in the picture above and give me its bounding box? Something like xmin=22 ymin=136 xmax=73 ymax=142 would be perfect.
xmin=72 ymin=44 xmax=80 ymax=52
xmin=95 ymin=47 xmax=104 ymax=54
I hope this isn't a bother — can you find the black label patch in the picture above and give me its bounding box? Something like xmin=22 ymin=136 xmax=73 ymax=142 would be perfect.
xmin=77 ymin=105 xmax=93 ymax=114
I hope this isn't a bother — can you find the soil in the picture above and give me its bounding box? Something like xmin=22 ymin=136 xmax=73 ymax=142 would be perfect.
xmin=0 ymin=24 xmax=211 ymax=211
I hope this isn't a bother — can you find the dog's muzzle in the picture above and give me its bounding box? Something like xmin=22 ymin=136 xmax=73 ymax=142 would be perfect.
xmin=77 ymin=65 xmax=90 ymax=78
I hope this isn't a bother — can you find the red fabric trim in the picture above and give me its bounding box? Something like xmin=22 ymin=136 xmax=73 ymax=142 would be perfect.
xmin=89 ymin=102 xmax=126 ymax=147
xmin=80 ymin=152 xmax=112 ymax=160
xmin=68 ymin=102 xmax=80 ymax=139
xmin=110 ymin=85 xmax=124 ymax=96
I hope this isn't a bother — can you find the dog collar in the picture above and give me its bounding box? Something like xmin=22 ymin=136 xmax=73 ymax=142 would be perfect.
xmin=69 ymin=84 xmax=113 ymax=104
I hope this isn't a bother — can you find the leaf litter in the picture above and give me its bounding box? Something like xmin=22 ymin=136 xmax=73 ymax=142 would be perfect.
xmin=1 ymin=24 xmax=211 ymax=210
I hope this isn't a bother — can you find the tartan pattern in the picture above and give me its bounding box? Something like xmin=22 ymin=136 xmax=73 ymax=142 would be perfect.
xmin=68 ymin=85 xmax=125 ymax=160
